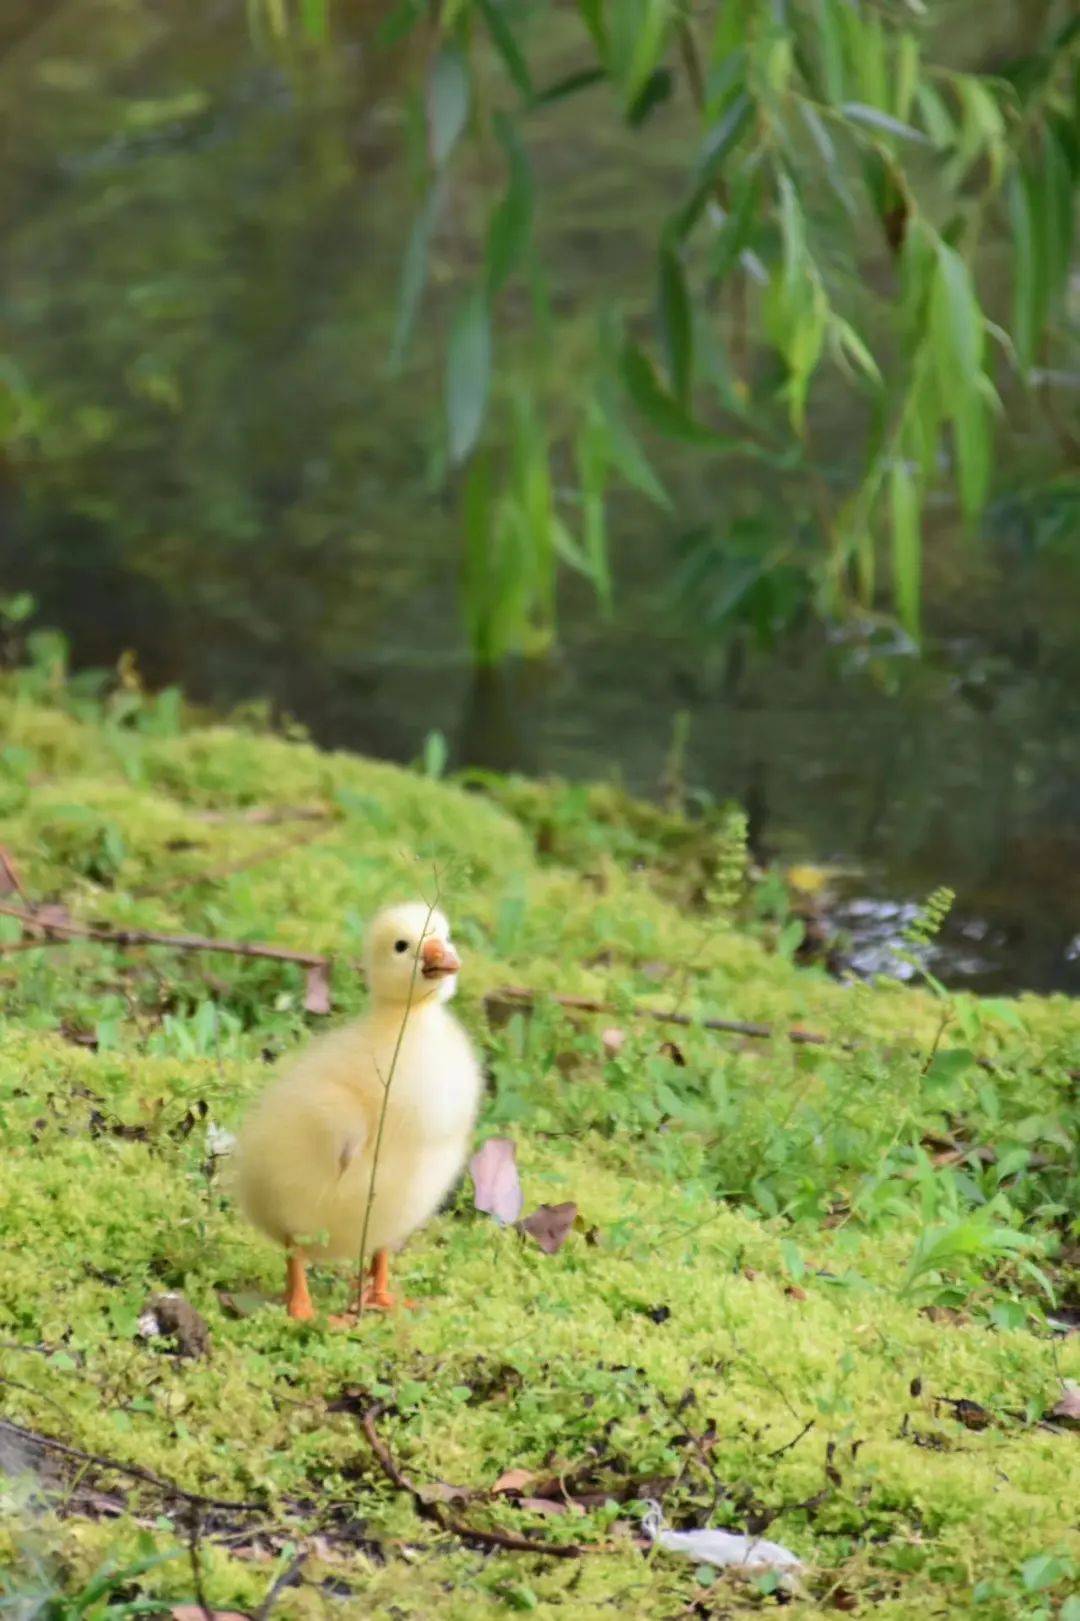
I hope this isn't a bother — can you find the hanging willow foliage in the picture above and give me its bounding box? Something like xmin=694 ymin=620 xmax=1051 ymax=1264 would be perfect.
xmin=257 ymin=0 xmax=1080 ymax=660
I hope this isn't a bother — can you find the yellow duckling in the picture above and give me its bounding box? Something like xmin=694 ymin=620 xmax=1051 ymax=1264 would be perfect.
xmin=234 ymin=902 xmax=480 ymax=1321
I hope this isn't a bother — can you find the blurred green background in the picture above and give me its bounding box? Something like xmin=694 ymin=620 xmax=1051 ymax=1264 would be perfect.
xmin=0 ymin=0 xmax=1077 ymax=991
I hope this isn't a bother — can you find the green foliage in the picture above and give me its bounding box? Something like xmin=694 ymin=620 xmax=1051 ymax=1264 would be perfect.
xmin=369 ymin=0 xmax=1080 ymax=660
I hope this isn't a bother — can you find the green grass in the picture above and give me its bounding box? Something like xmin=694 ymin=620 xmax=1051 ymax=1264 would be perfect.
xmin=0 ymin=656 xmax=1078 ymax=1619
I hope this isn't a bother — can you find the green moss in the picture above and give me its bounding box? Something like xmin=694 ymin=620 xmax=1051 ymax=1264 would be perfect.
xmin=1 ymin=683 xmax=1078 ymax=1618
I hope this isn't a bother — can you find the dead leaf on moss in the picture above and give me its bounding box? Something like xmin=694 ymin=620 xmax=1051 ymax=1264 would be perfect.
xmin=491 ymin=1467 xmax=536 ymax=1495
xmin=520 ymin=1201 xmax=578 ymax=1254
xmin=939 ymin=1396 xmax=992 ymax=1431
xmin=59 ymin=1018 xmax=98 ymax=1049
xmin=304 ymin=961 xmax=332 ymax=1015
xmin=14 ymin=902 xmax=73 ymax=941
xmin=418 ymin=1480 xmax=476 ymax=1505
xmin=520 ymin=1496 xmax=572 ymax=1517
xmin=921 ymin=1305 xmax=970 ymax=1327
xmin=1047 ymin=1381 xmax=1080 ymax=1428
xmin=468 ymin=1138 xmax=523 ymax=1225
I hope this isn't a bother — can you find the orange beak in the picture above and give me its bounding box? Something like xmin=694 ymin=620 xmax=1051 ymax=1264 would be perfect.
xmin=420 ymin=937 xmax=461 ymax=978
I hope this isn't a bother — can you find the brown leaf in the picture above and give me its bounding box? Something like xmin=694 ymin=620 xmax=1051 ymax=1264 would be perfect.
xmin=1048 ymin=1382 xmax=1080 ymax=1427
xmin=519 ymin=1496 xmax=569 ymax=1516
xmin=941 ymin=1397 xmax=992 ymax=1431
xmin=491 ymin=1467 xmax=536 ymax=1496
xmin=28 ymin=903 xmax=72 ymax=936
xmin=418 ymin=1480 xmax=475 ymax=1505
xmin=601 ymin=1027 xmax=625 ymax=1057
xmin=659 ymin=1039 xmax=686 ymax=1066
xmin=784 ymin=1284 xmax=808 ymax=1301
xmin=59 ymin=1018 xmax=98 ymax=1050
xmin=469 ymin=1137 xmax=523 ymax=1226
xmin=520 ymin=1201 xmax=578 ymax=1255
xmin=921 ymin=1305 xmax=970 ymax=1327
xmin=304 ymin=960 xmax=332 ymax=1015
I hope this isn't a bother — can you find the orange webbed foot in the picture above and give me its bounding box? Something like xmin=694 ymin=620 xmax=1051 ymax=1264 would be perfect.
xmin=284 ymin=1253 xmax=315 ymax=1321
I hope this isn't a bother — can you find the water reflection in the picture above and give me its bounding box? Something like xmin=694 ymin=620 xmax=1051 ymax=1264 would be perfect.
xmin=0 ymin=1 xmax=1077 ymax=994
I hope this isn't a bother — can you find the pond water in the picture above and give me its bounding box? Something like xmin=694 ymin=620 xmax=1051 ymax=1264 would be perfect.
xmin=0 ymin=1 xmax=1077 ymax=994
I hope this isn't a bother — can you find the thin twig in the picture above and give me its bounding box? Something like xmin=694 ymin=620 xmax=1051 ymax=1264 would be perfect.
xmin=253 ymin=1551 xmax=309 ymax=1621
xmin=0 ymin=935 xmax=73 ymax=956
xmin=186 ymin=1509 xmax=214 ymax=1621
xmin=132 ymin=821 xmax=333 ymax=901
xmin=191 ymin=805 xmax=334 ymax=826
xmin=0 ymin=901 xmax=327 ymax=969
xmin=766 ymin=1418 xmax=815 ymax=1460
xmin=355 ymin=887 xmax=440 ymax=1311
xmin=488 ymin=985 xmax=835 ymax=1048
xmin=360 ymin=1404 xmax=587 ymax=1559
xmin=0 ymin=1418 xmax=267 ymax=1512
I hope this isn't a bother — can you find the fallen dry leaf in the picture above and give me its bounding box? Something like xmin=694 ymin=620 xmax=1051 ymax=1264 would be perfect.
xmin=520 ymin=1201 xmax=578 ymax=1255
xmin=491 ymin=1467 xmax=536 ymax=1495
xmin=519 ymin=1496 xmax=569 ymax=1517
xmin=921 ymin=1305 xmax=970 ymax=1327
xmin=940 ymin=1396 xmax=992 ymax=1431
xmin=469 ymin=1137 xmax=524 ymax=1225
xmin=601 ymin=1027 xmax=625 ymax=1057
xmin=418 ymin=1480 xmax=476 ymax=1505
xmin=1048 ymin=1381 xmax=1080 ymax=1427
xmin=304 ymin=960 xmax=332 ymax=1015
xmin=27 ymin=903 xmax=72 ymax=936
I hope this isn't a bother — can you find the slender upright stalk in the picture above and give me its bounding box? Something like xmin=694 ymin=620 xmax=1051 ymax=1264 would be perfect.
xmin=353 ymin=890 xmax=440 ymax=1314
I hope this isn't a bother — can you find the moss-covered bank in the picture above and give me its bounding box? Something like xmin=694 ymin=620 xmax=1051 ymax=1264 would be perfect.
xmin=0 ymin=672 xmax=1077 ymax=1618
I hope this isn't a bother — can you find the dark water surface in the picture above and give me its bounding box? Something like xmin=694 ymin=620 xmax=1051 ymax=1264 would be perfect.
xmin=0 ymin=2 xmax=1078 ymax=993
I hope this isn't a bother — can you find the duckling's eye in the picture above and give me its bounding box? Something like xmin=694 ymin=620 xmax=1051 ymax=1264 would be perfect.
xmin=394 ymin=939 xmax=409 ymax=954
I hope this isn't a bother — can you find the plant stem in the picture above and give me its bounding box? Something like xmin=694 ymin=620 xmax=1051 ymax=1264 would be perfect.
xmin=353 ymin=889 xmax=440 ymax=1312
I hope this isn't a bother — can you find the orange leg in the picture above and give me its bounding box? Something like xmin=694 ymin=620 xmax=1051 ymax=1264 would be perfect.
xmin=285 ymin=1252 xmax=314 ymax=1321
xmin=329 ymin=1250 xmax=416 ymax=1327
xmin=362 ymin=1248 xmax=397 ymax=1312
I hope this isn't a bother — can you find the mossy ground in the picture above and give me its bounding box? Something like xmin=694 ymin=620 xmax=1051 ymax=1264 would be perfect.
xmin=0 ymin=673 xmax=1077 ymax=1619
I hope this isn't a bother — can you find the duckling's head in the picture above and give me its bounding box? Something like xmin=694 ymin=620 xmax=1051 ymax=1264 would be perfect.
xmin=364 ymin=901 xmax=461 ymax=1007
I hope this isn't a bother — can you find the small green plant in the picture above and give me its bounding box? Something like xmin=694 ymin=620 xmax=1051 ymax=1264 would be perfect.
xmin=706 ymin=805 xmax=749 ymax=917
